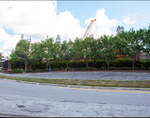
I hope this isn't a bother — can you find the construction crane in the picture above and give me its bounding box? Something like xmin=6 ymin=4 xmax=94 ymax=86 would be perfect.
xmin=82 ymin=19 xmax=96 ymax=40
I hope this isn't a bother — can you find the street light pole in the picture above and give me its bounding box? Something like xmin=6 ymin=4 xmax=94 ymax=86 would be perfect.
xmin=49 ymin=58 xmax=51 ymax=72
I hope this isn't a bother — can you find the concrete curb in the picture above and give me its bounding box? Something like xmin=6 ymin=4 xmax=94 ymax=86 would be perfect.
xmin=1 ymin=78 xmax=150 ymax=91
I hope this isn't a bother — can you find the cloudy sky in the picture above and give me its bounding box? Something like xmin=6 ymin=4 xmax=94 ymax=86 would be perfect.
xmin=0 ymin=1 xmax=150 ymax=58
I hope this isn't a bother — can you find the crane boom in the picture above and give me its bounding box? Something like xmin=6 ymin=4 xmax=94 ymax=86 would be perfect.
xmin=82 ymin=19 xmax=96 ymax=40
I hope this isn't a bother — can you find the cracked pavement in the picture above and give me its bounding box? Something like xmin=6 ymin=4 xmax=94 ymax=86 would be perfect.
xmin=0 ymin=94 xmax=150 ymax=117
xmin=0 ymin=79 xmax=150 ymax=117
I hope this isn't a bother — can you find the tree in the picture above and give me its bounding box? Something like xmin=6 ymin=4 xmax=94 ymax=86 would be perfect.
xmin=96 ymin=35 xmax=116 ymax=70
xmin=61 ymin=40 xmax=72 ymax=68
xmin=0 ymin=52 xmax=3 ymax=67
xmin=142 ymin=28 xmax=150 ymax=54
xmin=71 ymin=37 xmax=83 ymax=61
xmin=114 ymin=31 xmax=129 ymax=59
xmin=10 ymin=39 xmax=31 ymax=71
xmin=41 ymin=38 xmax=56 ymax=69
xmin=53 ymin=41 xmax=62 ymax=62
xmin=82 ymin=36 xmax=95 ymax=68
xmin=121 ymin=28 xmax=144 ymax=70
xmin=90 ymin=37 xmax=98 ymax=63
xmin=30 ymin=42 xmax=43 ymax=62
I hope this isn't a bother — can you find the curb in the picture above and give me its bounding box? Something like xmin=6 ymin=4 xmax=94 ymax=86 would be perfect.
xmin=1 ymin=78 xmax=150 ymax=91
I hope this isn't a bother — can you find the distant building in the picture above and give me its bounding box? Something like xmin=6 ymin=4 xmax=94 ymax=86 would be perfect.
xmin=116 ymin=26 xmax=124 ymax=34
xmin=140 ymin=52 xmax=150 ymax=60
xmin=20 ymin=34 xmax=24 ymax=40
xmin=56 ymin=34 xmax=61 ymax=44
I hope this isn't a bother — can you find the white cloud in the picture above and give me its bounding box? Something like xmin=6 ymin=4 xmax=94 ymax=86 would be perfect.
xmin=0 ymin=1 xmax=84 ymax=58
xmin=84 ymin=9 xmax=118 ymax=38
xmin=123 ymin=13 xmax=146 ymax=24
xmin=0 ymin=2 xmax=119 ymax=58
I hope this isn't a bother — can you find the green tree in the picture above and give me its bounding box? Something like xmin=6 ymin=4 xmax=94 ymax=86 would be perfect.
xmin=90 ymin=37 xmax=98 ymax=63
xmin=115 ymin=31 xmax=129 ymax=59
xmin=122 ymin=28 xmax=144 ymax=70
xmin=53 ymin=41 xmax=62 ymax=62
xmin=71 ymin=37 xmax=83 ymax=61
xmin=142 ymin=28 xmax=150 ymax=54
xmin=10 ymin=39 xmax=31 ymax=71
xmin=0 ymin=52 xmax=3 ymax=67
xmin=61 ymin=40 xmax=72 ymax=67
xmin=30 ymin=42 xmax=43 ymax=62
xmin=82 ymin=36 xmax=95 ymax=68
xmin=96 ymin=35 xmax=116 ymax=70
xmin=41 ymin=38 xmax=56 ymax=69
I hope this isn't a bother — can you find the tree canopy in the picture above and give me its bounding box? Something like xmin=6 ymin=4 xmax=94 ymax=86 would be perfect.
xmin=9 ymin=27 xmax=150 ymax=70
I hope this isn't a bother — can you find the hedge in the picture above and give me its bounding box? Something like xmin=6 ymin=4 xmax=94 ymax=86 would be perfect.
xmin=10 ymin=68 xmax=24 ymax=73
xmin=26 ymin=59 xmax=150 ymax=71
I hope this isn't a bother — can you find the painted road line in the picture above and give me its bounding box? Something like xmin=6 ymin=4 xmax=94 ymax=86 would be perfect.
xmin=61 ymin=87 xmax=150 ymax=94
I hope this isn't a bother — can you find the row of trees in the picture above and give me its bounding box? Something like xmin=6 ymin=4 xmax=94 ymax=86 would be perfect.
xmin=10 ymin=27 xmax=150 ymax=70
xmin=0 ymin=52 xmax=3 ymax=67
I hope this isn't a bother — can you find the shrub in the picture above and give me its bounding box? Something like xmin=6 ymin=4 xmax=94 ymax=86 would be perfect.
xmin=25 ymin=69 xmax=34 ymax=73
xmin=34 ymin=69 xmax=42 ymax=72
xmin=74 ymin=68 xmax=79 ymax=70
xmin=10 ymin=68 xmax=24 ymax=73
xmin=52 ymin=68 xmax=59 ymax=71
xmin=68 ymin=61 xmax=86 ymax=68
xmin=143 ymin=60 xmax=150 ymax=69
xmin=31 ymin=61 xmax=46 ymax=70
xmin=134 ymin=60 xmax=144 ymax=68
xmin=102 ymin=66 xmax=106 ymax=70
xmin=0 ymin=69 xmax=2 ymax=72
xmin=109 ymin=67 xmax=114 ymax=70
xmin=109 ymin=60 xmax=116 ymax=67
xmin=123 ymin=58 xmax=132 ymax=67
xmin=60 ymin=67 xmax=64 ymax=70
xmin=79 ymin=67 xmax=90 ymax=70
xmin=78 ymin=61 xmax=86 ymax=68
xmin=95 ymin=60 xmax=106 ymax=68
xmin=88 ymin=60 xmax=96 ymax=67
xmin=115 ymin=58 xmax=125 ymax=67
xmin=43 ymin=69 xmax=49 ymax=71
xmin=66 ymin=67 xmax=71 ymax=70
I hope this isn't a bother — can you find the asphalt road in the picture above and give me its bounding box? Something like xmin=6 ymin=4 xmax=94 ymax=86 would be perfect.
xmin=0 ymin=79 xmax=150 ymax=117
xmin=0 ymin=71 xmax=150 ymax=81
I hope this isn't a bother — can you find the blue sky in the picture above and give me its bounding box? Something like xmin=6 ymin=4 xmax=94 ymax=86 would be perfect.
xmin=0 ymin=1 xmax=150 ymax=58
xmin=57 ymin=1 xmax=150 ymax=31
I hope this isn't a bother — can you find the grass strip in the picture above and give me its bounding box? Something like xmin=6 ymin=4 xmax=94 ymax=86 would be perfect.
xmin=0 ymin=75 xmax=150 ymax=88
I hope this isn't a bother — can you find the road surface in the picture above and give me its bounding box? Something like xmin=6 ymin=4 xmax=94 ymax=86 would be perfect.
xmin=0 ymin=79 xmax=150 ymax=117
xmin=0 ymin=71 xmax=150 ymax=81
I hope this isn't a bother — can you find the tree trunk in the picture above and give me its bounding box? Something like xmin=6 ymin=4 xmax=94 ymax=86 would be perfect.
xmin=86 ymin=57 xmax=88 ymax=68
xmin=107 ymin=59 xmax=109 ymax=70
xmin=94 ymin=57 xmax=95 ymax=66
xmin=132 ymin=58 xmax=134 ymax=70
xmin=67 ymin=60 xmax=68 ymax=68
xmin=25 ymin=61 xmax=27 ymax=71
xmin=46 ymin=60 xmax=48 ymax=69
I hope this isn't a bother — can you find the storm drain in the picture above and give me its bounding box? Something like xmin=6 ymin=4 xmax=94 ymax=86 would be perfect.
xmin=17 ymin=104 xmax=49 ymax=112
xmin=17 ymin=105 xmax=25 ymax=108
xmin=61 ymin=100 xmax=85 ymax=103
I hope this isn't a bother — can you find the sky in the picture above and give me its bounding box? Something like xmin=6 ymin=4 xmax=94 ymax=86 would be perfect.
xmin=0 ymin=1 xmax=150 ymax=58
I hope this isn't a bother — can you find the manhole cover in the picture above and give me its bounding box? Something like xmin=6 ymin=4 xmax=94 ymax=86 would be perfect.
xmin=17 ymin=105 xmax=25 ymax=108
xmin=22 ymin=104 xmax=48 ymax=112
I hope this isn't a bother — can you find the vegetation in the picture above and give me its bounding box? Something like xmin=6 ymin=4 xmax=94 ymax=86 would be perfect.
xmin=0 ymin=52 xmax=3 ymax=67
xmin=0 ymin=74 xmax=150 ymax=88
xmin=10 ymin=38 xmax=31 ymax=71
xmin=7 ymin=27 xmax=150 ymax=71
xmin=10 ymin=68 xmax=24 ymax=73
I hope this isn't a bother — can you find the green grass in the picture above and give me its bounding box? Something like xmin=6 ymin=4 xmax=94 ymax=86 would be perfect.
xmin=0 ymin=74 xmax=150 ymax=88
